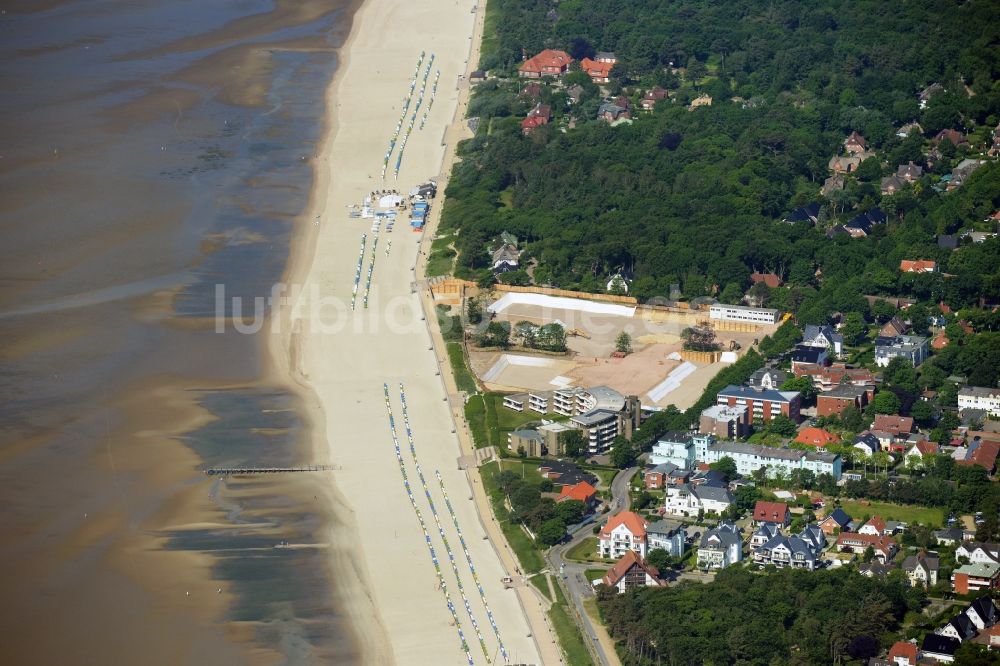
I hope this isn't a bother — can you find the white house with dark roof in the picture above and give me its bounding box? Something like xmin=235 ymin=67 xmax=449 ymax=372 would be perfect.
xmin=646 ymin=519 xmax=686 ymax=557
xmin=802 ymin=325 xmax=844 ymax=357
xmin=958 ymin=386 xmax=1000 ymax=417
xmin=697 ymin=521 xmax=742 ymax=569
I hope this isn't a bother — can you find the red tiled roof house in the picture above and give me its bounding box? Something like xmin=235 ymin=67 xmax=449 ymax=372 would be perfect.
xmin=519 ymin=49 xmax=573 ymax=78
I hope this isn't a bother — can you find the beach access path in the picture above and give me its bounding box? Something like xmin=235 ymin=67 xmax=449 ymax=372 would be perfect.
xmin=273 ymin=0 xmax=550 ymax=663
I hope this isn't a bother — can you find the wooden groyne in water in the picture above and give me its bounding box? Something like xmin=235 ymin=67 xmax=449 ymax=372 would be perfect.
xmin=204 ymin=465 xmax=336 ymax=476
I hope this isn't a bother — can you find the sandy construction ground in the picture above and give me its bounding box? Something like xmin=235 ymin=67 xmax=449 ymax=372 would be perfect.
xmin=268 ymin=0 xmax=545 ymax=663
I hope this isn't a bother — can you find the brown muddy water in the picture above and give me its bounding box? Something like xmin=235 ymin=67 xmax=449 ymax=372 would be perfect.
xmin=0 ymin=1 xmax=360 ymax=663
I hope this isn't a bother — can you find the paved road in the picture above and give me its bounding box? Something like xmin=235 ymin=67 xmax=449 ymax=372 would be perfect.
xmin=543 ymin=466 xmax=637 ymax=666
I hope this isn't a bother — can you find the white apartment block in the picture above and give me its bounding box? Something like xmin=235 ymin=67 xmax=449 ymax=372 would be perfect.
xmin=958 ymin=386 xmax=1000 ymax=416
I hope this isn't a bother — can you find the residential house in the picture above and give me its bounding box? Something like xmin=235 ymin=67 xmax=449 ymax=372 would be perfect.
xmin=594 ymin=51 xmax=617 ymax=63
xmin=900 ymin=259 xmax=937 ymax=273
xmin=664 ymin=482 xmax=733 ymax=517
xmin=853 ymin=432 xmax=881 ymax=457
xmin=698 ymin=404 xmax=750 ymax=439
xmin=520 ymin=102 xmax=551 ymax=135
xmin=750 ymin=522 xmax=782 ymax=548
xmin=934 ymin=528 xmax=972 ymax=547
xmin=599 ymin=550 xmax=665 ymax=593
xmin=953 ymin=436 xmax=1000 ymax=473
xmin=933 ymin=128 xmax=967 ymax=148
xmin=646 ymin=519 xmax=686 ymax=557
xmin=696 ymin=521 xmax=743 ymax=569
xmin=918 ymin=83 xmax=944 ymax=109
xmin=844 ymin=208 xmax=888 ymax=237
xmin=519 ymin=82 xmax=542 ymax=99
xmin=819 ymin=507 xmax=852 ymax=536
xmin=880 ymin=316 xmax=907 ymax=338
xmin=844 ymin=131 xmax=868 ymax=155
xmin=749 ymin=367 xmax=788 ymax=390
xmin=716 ymin=384 xmax=801 ymax=424
xmin=640 ymin=86 xmax=669 ymax=110
xmin=883 ymin=641 xmax=919 ymax=666
xmin=958 ymin=387 xmax=1000 ymax=417
xmin=752 ymin=501 xmax=791 ymax=526
xmin=874 ymin=415 xmax=915 ymax=438
xmin=689 ymin=94 xmax=712 ymax=109
xmin=821 ymin=174 xmax=845 ymax=197
xmin=605 ymin=271 xmax=630 ymax=292
xmin=920 ymin=634 xmax=959 ymax=663
xmin=598 ymin=99 xmax=631 ymax=123
xmin=783 ymin=202 xmax=822 ymax=225
xmin=538 ymin=460 xmax=597 ymax=487
xmin=829 ymin=154 xmax=862 ymax=174
xmin=753 ymin=526 xmax=826 ymax=570
xmin=492 ymin=243 xmax=521 ymax=272
xmin=902 ymin=551 xmax=940 ymax=588
xmin=794 ymin=427 xmax=838 ymax=447
xmin=644 ymin=462 xmax=675 ymax=490
xmin=905 ymin=440 xmax=939 ymax=466
xmin=796 ymin=363 xmax=874 ymax=392
xmin=579 ymin=56 xmax=615 ymax=84
xmin=817 ymin=384 xmax=872 ymax=417
xmin=952 ymin=562 xmax=1000 ymax=595
xmin=508 ymin=428 xmax=544 ymax=457
xmin=881 ymin=174 xmax=907 ymax=196
xmin=518 ymin=49 xmax=572 ymax=78
xmin=836 ymin=532 xmax=898 ymax=561
xmin=965 ymin=596 xmax=998 ymax=631
xmin=955 ymin=542 xmax=1000 ymax=566
xmin=557 ymin=481 xmax=598 ymax=509
xmin=791 ymin=345 xmax=828 ymax=373
xmin=875 ymin=335 xmax=928 ymax=367
xmin=859 ymin=516 xmax=889 ymax=537
xmin=598 ymin=511 xmax=649 ymax=559
xmin=750 ymin=272 xmax=782 ymax=289
xmin=897 ymin=121 xmax=923 ymax=137
xmin=897 ymin=161 xmax=924 ymax=182
xmin=939 ymin=613 xmax=977 ymax=642
xmin=859 ymin=560 xmax=895 ymax=579
xmin=802 ymin=324 xmax=844 ymax=357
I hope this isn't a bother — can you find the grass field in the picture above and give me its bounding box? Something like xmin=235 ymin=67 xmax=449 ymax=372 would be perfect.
xmin=549 ymin=582 xmax=595 ymax=666
xmin=584 ymin=568 xmax=608 ymax=583
xmin=478 ymin=461 xmax=545 ymax=573
xmin=426 ymin=235 xmax=457 ymax=277
xmin=565 ymin=536 xmax=605 ymax=563
xmin=465 ymin=394 xmax=489 ymax=448
xmin=529 ymin=573 xmax=552 ymax=602
xmin=838 ymin=500 xmax=945 ymax=527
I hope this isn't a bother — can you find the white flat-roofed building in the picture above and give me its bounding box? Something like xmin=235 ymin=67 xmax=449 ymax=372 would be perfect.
xmin=709 ymin=303 xmax=780 ymax=325
xmin=552 ymin=388 xmax=582 ymax=416
xmin=958 ymin=386 xmax=1000 ymax=416
xmin=502 ymin=395 xmax=524 ymax=412
xmin=649 ymin=431 xmax=697 ymax=468
xmin=528 ymin=392 xmax=550 ymax=414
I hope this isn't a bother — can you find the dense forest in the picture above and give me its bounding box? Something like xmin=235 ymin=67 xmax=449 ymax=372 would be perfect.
xmin=442 ymin=0 xmax=1000 ymax=318
xmin=596 ymin=566 xmax=925 ymax=665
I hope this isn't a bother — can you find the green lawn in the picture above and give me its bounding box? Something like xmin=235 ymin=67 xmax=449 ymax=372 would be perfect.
xmin=565 ymin=536 xmax=611 ymax=563
xmin=838 ymin=500 xmax=945 ymax=527
xmin=529 ymin=573 xmax=552 ymax=602
xmin=496 ymin=459 xmax=544 ymax=484
xmin=446 ymin=342 xmax=478 ymax=394
xmin=584 ymin=567 xmax=608 ymax=583
xmin=549 ymin=583 xmax=596 ymax=666
xmin=478 ymin=461 xmax=545 ymax=573
xmin=590 ymin=468 xmax=618 ymax=489
xmin=426 ymin=235 xmax=457 ymax=277
xmin=465 ymin=394 xmax=489 ymax=448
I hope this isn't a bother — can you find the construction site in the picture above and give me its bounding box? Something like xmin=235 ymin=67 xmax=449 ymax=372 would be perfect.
xmin=430 ymin=282 xmax=779 ymax=410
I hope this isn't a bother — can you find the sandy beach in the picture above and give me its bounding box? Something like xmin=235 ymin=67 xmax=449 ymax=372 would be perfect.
xmin=269 ymin=0 xmax=548 ymax=663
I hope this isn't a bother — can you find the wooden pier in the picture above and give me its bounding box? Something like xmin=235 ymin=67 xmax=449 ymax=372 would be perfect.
xmin=204 ymin=465 xmax=336 ymax=477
